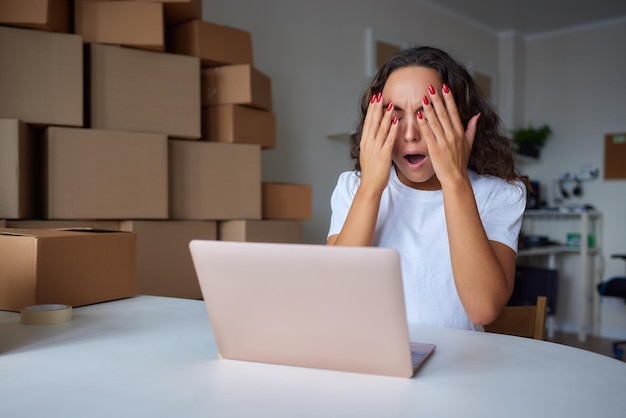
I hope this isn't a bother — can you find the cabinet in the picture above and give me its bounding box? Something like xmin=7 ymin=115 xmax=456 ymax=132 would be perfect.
xmin=518 ymin=210 xmax=603 ymax=342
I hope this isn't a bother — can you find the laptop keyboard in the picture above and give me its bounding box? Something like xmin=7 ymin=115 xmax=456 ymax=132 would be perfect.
xmin=411 ymin=350 xmax=426 ymax=367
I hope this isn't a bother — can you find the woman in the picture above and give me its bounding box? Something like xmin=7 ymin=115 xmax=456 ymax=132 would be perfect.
xmin=327 ymin=46 xmax=528 ymax=330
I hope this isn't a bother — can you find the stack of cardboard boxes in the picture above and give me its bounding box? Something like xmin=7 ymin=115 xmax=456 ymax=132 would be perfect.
xmin=0 ymin=0 xmax=312 ymax=310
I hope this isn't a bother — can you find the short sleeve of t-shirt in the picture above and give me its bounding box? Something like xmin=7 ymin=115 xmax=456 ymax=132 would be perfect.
xmin=472 ymin=173 xmax=527 ymax=253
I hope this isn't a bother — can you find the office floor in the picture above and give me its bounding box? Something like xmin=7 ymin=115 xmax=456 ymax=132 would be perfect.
xmin=549 ymin=331 xmax=622 ymax=360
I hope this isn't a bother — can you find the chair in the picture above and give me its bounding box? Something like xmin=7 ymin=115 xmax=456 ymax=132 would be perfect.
xmin=484 ymin=296 xmax=547 ymax=340
xmin=596 ymin=254 xmax=626 ymax=360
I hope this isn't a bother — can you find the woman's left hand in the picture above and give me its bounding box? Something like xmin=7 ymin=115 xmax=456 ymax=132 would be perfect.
xmin=417 ymin=84 xmax=480 ymax=186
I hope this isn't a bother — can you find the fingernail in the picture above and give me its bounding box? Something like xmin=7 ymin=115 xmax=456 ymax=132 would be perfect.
xmin=428 ymin=85 xmax=436 ymax=95
xmin=387 ymin=102 xmax=393 ymax=111
xmin=417 ymin=111 xmax=423 ymax=120
xmin=370 ymin=94 xmax=376 ymax=104
xmin=393 ymin=116 xmax=398 ymax=125
xmin=423 ymin=96 xmax=429 ymax=106
xmin=377 ymin=92 xmax=382 ymax=102
xmin=476 ymin=112 xmax=482 ymax=122
xmin=443 ymin=84 xmax=450 ymax=94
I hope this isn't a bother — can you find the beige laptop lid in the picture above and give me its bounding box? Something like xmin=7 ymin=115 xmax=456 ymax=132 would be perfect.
xmin=189 ymin=240 xmax=434 ymax=378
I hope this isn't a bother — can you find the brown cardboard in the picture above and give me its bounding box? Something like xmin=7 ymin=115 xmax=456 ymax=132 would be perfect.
xmin=119 ymin=220 xmax=216 ymax=300
xmin=219 ymin=220 xmax=303 ymax=244
xmin=5 ymin=219 xmax=214 ymax=299
xmin=0 ymin=0 xmax=70 ymax=32
xmin=604 ymin=133 xmax=626 ymax=179
xmin=203 ymin=105 xmax=276 ymax=149
xmin=163 ymin=0 xmax=201 ymax=27
xmin=201 ymin=64 xmax=272 ymax=110
xmin=43 ymin=127 xmax=169 ymax=220
xmin=169 ymin=140 xmax=262 ymax=220
xmin=262 ymin=183 xmax=313 ymax=220
xmin=0 ymin=119 xmax=36 ymax=219
xmin=166 ymin=19 xmax=253 ymax=67
xmin=75 ymin=0 xmax=164 ymax=51
xmin=6 ymin=220 xmax=122 ymax=230
xmin=88 ymin=43 xmax=201 ymax=139
xmin=0 ymin=228 xmax=137 ymax=312
xmin=0 ymin=26 xmax=82 ymax=127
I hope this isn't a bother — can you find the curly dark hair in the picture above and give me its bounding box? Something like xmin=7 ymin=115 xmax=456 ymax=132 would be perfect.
xmin=350 ymin=46 xmax=528 ymax=187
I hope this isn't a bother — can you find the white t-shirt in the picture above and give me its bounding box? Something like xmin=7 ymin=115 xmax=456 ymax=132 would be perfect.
xmin=328 ymin=167 xmax=526 ymax=330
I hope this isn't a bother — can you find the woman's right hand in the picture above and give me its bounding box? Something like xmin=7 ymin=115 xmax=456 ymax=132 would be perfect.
xmin=327 ymin=92 xmax=398 ymax=247
xmin=358 ymin=92 xmax=398 ymax=195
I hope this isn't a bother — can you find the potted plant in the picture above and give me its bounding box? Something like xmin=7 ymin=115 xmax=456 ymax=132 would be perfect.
xmin=511 ymin=124 xmax=552 ymax=158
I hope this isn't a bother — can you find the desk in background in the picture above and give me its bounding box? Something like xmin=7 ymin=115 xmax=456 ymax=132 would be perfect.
xmin=1 ymin=296 xmax=625 ymax=418
xmin=519 ymin=209 xmax=603 ymax=342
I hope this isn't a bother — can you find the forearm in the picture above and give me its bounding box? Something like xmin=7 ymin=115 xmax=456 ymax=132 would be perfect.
xmin=328 ymin=185 xmax=382 ymax=247
xmin=442 ymin=178 xmax=514 ymax=325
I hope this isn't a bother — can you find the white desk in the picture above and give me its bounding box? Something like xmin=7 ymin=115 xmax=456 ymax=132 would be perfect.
xmin=1 ymin=296 xmax=625 ymax=418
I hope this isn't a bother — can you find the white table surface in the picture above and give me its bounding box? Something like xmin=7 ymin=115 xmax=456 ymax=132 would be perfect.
xmin=1 ymin=295 xmax=625 ymax=418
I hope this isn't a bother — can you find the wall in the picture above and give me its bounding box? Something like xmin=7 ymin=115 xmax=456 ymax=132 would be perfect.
xmin=203 ymin=0 xmax=626 ymax=339
xmin=521 ymin=21 xmax=626 ymax=338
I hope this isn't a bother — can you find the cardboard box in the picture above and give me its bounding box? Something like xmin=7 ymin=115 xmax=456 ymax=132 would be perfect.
xmin=262 ymin=183 xmax=312 ymax=220
xmin=0 ymin=0 xmax=70 ymax=32
xmin=166 ymin=19 xmax=253 ymax=67
xmin=75 ymin=0 xmax=164 ymax=51
xmin=163 ymin=0 xmax=201 ymax=27
xmin=0 ymin=119 xmax=36 ymax=219
xmin=169 ymin=140 xmax=261 ymax=220
xmin=4 ymin=219 xmax=214 ymax=299
xmin=6 ymin=220 xmax=122 ymax=230
xmin=201 ymin=64 xmax=272 ymax=110
xmin=88 ymin=43 xmax=201 ymax=139
xmin=0 ymin=228 xmax=137 ymax=312
xmin=119 ymin=220 xmax=216 ymax=299
xmin=219 ymin=220 xmax=303 ymax=244
xmin=43 ymin=127 xmax=169 ymax=220
xmin=203 ymin=105 xmax=276 ymax=149
xmin=0 ymin=26 xmax=82 ymax=127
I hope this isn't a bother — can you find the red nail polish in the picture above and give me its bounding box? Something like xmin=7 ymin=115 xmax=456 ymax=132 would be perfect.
xmin=428 ymin=85 xmax=436 ymax=95
xmin=443 ymin=84 xmax=450 ymax=94
xmin=370 ymin=94 xmax=376 ymax=104
xmin=392 ymin=116 xmax=398 ymax=125
xmin=417 ymin=111 xmax=423 ymax=120
xmin=423 ymin=96 xmax=429 ymax=106
xmin=377 ymin=92 xmax=382 ymax=102
xmin=387 ymin=102 xmax=393 ymax=111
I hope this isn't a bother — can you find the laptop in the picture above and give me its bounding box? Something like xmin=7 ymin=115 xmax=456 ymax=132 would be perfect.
xmin=189 ymin=240 xmax=436 ymax=378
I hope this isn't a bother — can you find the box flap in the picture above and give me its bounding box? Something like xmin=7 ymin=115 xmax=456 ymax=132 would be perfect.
xmin=54 ymin=227 xmax=127 ymax=234
xmin=0 ymin=228 xmax=129 ymax=239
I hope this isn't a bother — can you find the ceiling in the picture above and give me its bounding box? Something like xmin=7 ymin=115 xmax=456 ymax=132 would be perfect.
xmin=420 ymin=0 xmax=626 ymax=37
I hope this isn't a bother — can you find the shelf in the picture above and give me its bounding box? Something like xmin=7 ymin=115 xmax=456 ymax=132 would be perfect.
xmin=518 ymin=245 xmax=599 ymax=257
xmin=524 ymin=209 xmax=602 ymax=219
xmin=327 ymin=132 xmax=352 ymax=141
xmin=520 ymin=210 xmax=603 ymax=343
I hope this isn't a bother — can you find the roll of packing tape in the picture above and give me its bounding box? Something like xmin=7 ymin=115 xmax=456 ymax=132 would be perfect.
xmin=20 ymin=304 xmax=73 ymax=325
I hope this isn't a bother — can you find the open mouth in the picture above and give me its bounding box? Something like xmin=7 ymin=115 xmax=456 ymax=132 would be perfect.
xmin=404 ymin=154 xmax=425 ymax=165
